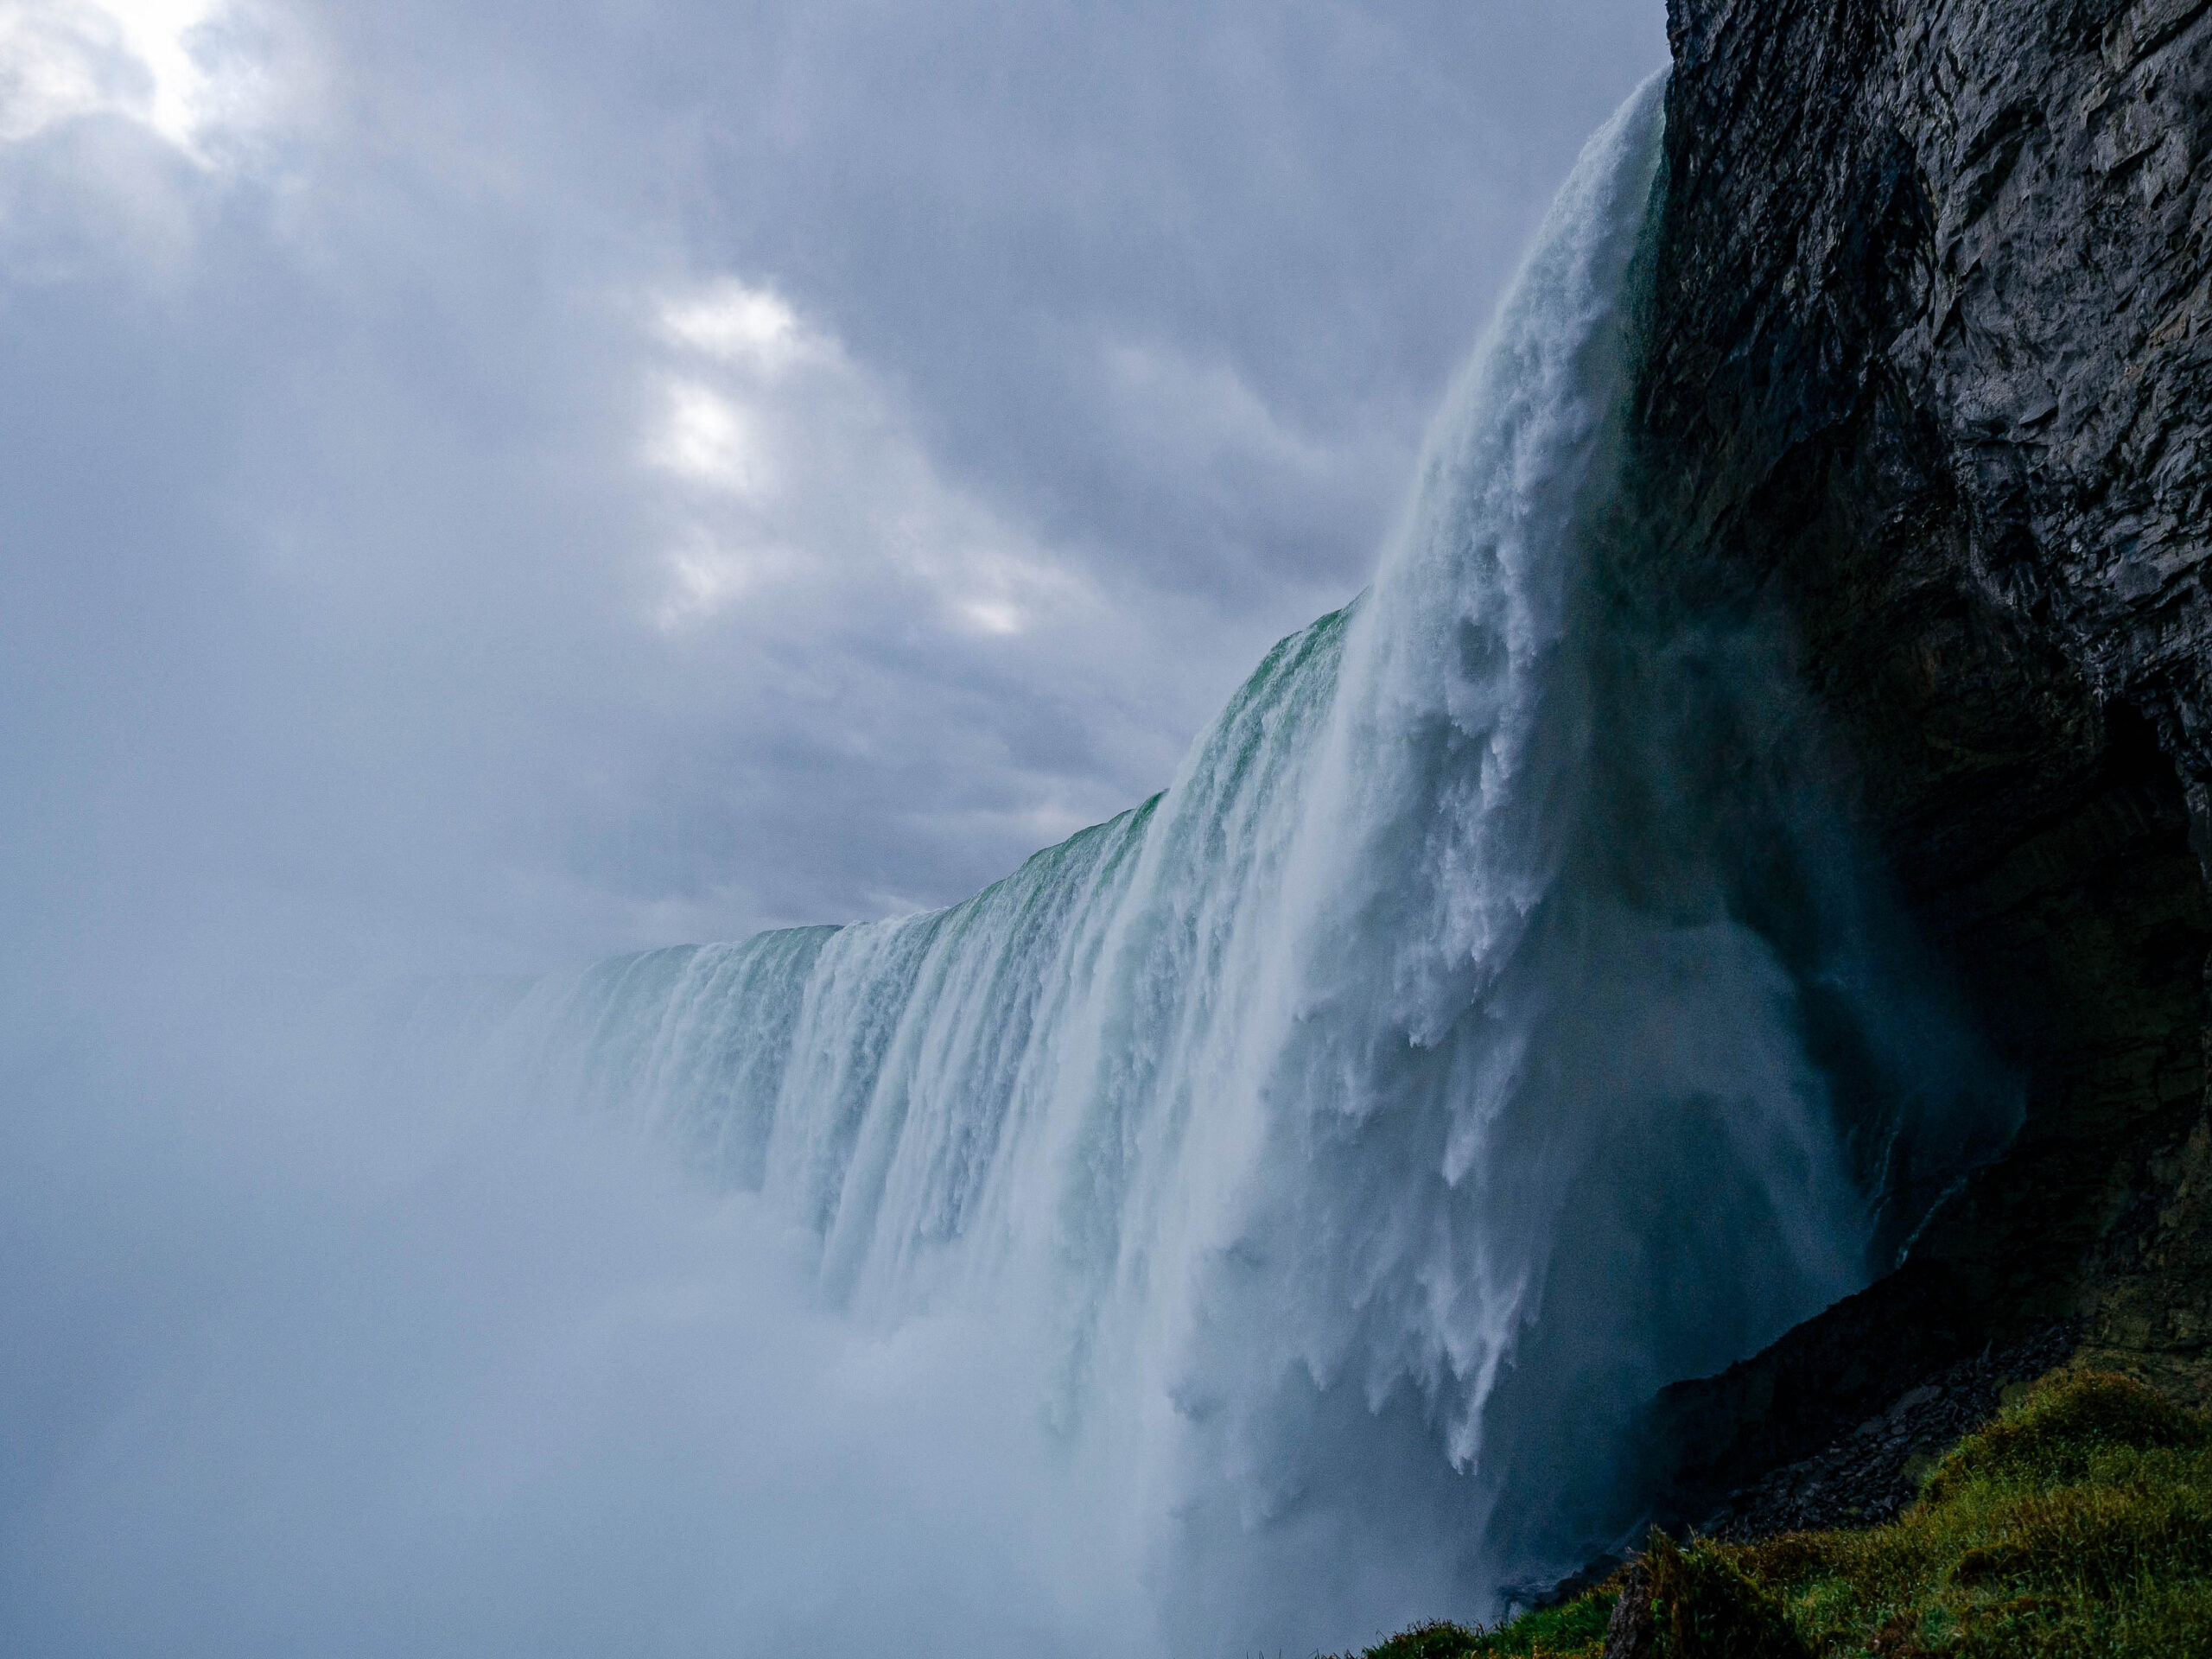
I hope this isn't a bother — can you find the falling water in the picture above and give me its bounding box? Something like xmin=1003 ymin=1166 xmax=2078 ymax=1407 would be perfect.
xmin=468 ymin=73 xmax=2014 ymax=1652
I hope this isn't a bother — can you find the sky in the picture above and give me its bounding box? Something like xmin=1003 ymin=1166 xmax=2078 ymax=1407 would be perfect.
xmin=0 ymin=6 xmax=1676 ymax=1654
xmin=1 ymin=0 xmax=1668 ymax=986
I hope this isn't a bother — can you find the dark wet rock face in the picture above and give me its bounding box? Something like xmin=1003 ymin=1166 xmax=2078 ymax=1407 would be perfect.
xmin=1693 ymin=1322 xmax=2079 ymax=1538
xmin=1600 ymin=1559 xmax=1656 ymax=1659
xmin=1632 ymin=0 xmax=2212 ymax=1498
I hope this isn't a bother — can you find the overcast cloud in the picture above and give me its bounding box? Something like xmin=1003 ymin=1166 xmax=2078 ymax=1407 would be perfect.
xmin=2 ymin=0 xmax=1666 ymax=984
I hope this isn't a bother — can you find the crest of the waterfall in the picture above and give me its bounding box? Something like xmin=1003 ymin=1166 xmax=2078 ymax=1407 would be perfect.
xmin=481 ymin=69 xmax=2018 ymax=1652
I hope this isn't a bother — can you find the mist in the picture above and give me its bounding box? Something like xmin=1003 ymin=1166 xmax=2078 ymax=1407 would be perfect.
xmin=4 ymin=969 xmax=1168 ymax=1656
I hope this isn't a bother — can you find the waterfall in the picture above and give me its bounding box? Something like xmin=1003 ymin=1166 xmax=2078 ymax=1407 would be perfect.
xmin=471 ymin=72 xmax=2015 ymax=1651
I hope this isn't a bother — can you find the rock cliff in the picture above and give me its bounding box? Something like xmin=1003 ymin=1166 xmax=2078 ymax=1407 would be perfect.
xmin=1631 ymin=0 xmax=2212 ymax=1510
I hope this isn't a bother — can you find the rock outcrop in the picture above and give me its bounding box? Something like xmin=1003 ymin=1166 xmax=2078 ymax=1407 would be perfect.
xmin=1633 ymin=0 xmax=2212 ymax=1500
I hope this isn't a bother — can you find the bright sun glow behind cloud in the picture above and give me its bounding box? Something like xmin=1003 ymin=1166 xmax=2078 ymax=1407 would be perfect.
xmin=650 ymin=379 xmax=766 ymax=496
xmin=659 ymin=280 xmax=808 ymax=375
xmin=643 ymin=276 xmax=1092 ymax=642
xmin=0 ymin=0 xmax=235 ymax=153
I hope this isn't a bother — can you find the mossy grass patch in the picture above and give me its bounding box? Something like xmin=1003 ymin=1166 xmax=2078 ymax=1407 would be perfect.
xmin=1330 ymin=1594 xmax=1616 ymax=1658
xmin=1335 ymin=1370 xmax=2212 ymax=1658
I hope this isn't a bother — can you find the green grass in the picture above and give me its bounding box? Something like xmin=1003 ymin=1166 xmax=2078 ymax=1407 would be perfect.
xmin=1344 ymin=1598 xmax=1618 ymax=1659
xmin=1332 ymin=1370 xmax=2212 ymax=1658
